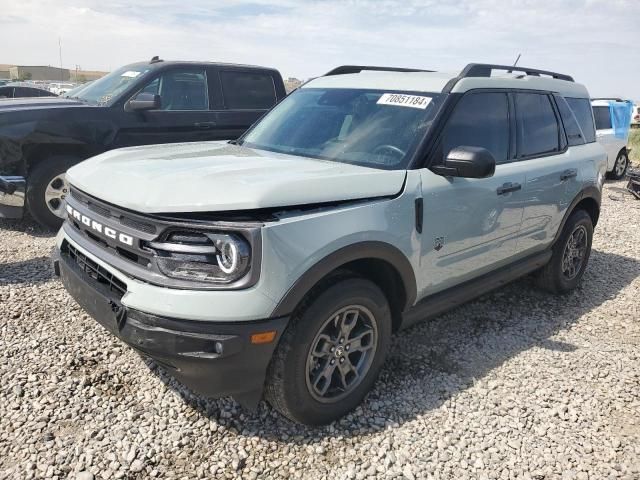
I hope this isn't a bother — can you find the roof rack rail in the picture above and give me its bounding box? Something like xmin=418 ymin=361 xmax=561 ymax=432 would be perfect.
xmin=458 ymin=63 xmax=574 ymax=82
xmin=324 ymin=65 xmax=434 ymax=76
xmin=591 ymin=97 xmax=628 ymax=102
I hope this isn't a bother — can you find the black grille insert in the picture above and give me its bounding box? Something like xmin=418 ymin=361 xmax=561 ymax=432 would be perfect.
xmin=70 ymin=188 xmax=157 ymax=234
xmin=65 ymin=242 xmax=127 ymax=299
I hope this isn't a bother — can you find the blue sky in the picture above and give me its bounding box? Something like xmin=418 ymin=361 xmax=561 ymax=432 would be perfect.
xmin=1 ymin=0 xmax=638 ymax=100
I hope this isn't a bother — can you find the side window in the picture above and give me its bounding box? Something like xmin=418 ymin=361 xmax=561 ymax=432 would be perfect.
xmin=137 ymin=69 xmax=208 ymax=111
xmin=565 ymin=98 xmax=596 ymax=143
xmin=441 ymin=92 xmax=510 ymax=164
xmin=140 ymin=77 xmax=160 ymax=95
xmin=592 ymin=106 xmax=612 ymax=130
xmin=554 ymin=95 xmax=585 ymax=147
xmin=515 ymin=93 xmax=560 ymax=158
xmin=220 ymin=71 xmax=276 ymax=110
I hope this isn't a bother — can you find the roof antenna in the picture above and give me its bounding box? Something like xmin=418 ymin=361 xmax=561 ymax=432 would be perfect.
xmin=513 ymin=53 xmax=521 ymax=67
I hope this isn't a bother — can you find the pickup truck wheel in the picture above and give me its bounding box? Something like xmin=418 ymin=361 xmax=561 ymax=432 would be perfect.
xmin=607 ymin=151 xmax=628 ymax=180
xmin=264 ymin=276 xmax=392 ymax=425
xmin=535 ymin=209 xmax=593 ymax=294
xmin=26 ymin=157 xmax=78 ymax=230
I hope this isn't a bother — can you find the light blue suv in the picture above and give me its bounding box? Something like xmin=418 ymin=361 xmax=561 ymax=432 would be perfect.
xmin=53 ymin=63 xmax=607 ymax=425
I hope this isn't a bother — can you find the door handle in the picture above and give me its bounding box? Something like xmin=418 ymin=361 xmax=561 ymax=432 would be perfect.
xmin=194 ymin=121 xmax=217 ymax=129
xmin=496 ymin=182 xmax=522 ymax=195
xmin=560 ymin=169 xmax=578 ymax=181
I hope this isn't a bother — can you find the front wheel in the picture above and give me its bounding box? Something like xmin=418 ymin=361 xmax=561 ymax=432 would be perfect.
xmin=607 ymin=150 xmax=629 ymax=180
xmin=26 ymin=156 xmax=78 ymax=230
xmin=536 ymin=209 xmax=593 ymax=294
xmin=264 ymin=276 xmax=392 ymax=425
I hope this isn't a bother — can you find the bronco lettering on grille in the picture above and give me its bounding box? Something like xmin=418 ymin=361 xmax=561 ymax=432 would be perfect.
xmin=66 ymin=204 xmax=134 ymax=247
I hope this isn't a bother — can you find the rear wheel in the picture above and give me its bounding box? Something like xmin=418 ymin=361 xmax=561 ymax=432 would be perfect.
xmin=607 ymin=150 xmax=629 ymax=180
xmin=536 ymin=209 xmax=593 ymax=294
xmin=264 ymin=276 xmax=392 ymax=425
xmin=26 ymin=156 xmax=78 ymax=230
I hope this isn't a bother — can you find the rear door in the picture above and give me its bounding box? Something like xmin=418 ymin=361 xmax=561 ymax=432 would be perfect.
xmin=114 ymin=66 xmax=221 ymax=147
xmin=213 ymin=68 xmax=279 ymax=139
xmin=514 ymin=92 xmax=581 ymax=254
xmin=418 ymin=91 xmax=526 ymax=296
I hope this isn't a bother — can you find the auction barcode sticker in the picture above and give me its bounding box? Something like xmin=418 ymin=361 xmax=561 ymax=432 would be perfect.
xmin=377 ymin=93 xmax=432 ymax=109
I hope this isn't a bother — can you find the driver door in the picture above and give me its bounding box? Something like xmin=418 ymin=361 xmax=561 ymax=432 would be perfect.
xmin=417 ymin=91 xmax=526 ymax=297
xmin=114 ymin=67 xmax=220 ymax=147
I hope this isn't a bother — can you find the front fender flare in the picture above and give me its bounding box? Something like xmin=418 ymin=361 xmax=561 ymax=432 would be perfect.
xmin=271 ymin=241 xmax=417 ymax=318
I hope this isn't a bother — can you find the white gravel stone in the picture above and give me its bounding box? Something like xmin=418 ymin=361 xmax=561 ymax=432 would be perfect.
xmin=1 ymin=181 xmax=639 ymax=479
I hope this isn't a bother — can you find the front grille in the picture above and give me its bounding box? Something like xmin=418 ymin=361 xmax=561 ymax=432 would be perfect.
xmin=65 ymin=242 xmax=127 ymax=299
xmin=70 ymin=188 xmax=157 ymax=234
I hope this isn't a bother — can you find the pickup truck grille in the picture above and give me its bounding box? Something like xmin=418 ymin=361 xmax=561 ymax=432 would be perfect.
xmin=63 ymin=241 xmax=127 ymax=299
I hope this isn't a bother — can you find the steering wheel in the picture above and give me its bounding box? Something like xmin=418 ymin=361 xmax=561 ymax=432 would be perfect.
xmin=372 ymin=144 xmax=406 ymax=164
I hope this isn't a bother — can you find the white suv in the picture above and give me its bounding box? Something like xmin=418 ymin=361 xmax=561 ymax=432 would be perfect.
xmin=592 ymin=98 xmax=632 ymax=179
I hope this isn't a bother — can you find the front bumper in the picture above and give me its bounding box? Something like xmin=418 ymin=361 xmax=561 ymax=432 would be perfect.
xmin=53 ymin=246 xmax=289 ymax=408
xmin=0 ymin=176 xmax=25 ymax=219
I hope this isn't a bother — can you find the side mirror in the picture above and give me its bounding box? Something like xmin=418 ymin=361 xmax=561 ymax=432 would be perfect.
xmin=126 ymin=92 xmax=160 ymax=111
xmin=432 ymin=146 xmax=496 ymax=179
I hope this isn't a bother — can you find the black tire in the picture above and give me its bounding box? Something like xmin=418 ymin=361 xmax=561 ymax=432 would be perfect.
xmin=264 ymin=275 xmax=392 ymax=425
xmin=26 ymin=156 xmax=78 ymax=230
xmin=607 ymin=150 xmax=629 ymax=180
xmin=536 ymin=209 xmax=593 ymax=294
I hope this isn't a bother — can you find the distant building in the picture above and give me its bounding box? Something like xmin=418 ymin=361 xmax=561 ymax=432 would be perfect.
xmin=73 ymin=69 xmax=108 ymax=82
xmin=9 ymin=65 xmax=70 ymax=81
xmin=284 ymin=77 xmax=303 ymax=93
xmin=0 ymin=64 xmax=12 ymax=79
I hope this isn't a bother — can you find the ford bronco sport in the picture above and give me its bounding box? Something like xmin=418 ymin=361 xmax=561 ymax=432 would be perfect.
xmin=53 ymin=63 xmax=606 ymax=425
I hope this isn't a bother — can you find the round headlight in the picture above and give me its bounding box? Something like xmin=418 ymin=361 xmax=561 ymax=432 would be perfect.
xmin=216 ymin=238 xmax=239 ymax=274
xmin=151 ymin=230 xmax=251 ymax=284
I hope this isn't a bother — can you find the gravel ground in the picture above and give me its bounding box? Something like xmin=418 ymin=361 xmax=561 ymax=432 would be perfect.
xmin=1 ymin=181 xmax=639 ymax=480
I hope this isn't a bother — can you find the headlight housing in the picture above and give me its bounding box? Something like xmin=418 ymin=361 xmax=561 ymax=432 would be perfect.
xmin=150 ymin=230 xmax=252 ymax=284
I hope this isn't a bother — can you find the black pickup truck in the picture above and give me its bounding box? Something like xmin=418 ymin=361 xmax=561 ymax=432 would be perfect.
xmin=0 ymin=57 xmax=286 ymax=228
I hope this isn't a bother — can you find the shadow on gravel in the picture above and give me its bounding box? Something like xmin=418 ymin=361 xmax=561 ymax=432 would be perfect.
xmin=0 ymin=217 xmax=56 ymax=238
xmin=143 ymin=248 xmax=640 ymax=443
xmin=0 ymin=256 xmax=55 ymax=285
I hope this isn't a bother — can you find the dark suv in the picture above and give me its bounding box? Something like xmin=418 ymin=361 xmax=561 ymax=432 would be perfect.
xmin=0 ymin=57 xmax=286 ymax=228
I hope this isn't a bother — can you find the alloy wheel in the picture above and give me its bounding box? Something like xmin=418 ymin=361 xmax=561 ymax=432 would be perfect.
xmin=44 ymin=174 xmax=69 ymax=218
xmin=561 ymin=225 xmax=588 ymax=280
xmin=615 ymin=154 xmax=627 ymax=177
xmin=305 ymin=305 xmax=378 ymax=403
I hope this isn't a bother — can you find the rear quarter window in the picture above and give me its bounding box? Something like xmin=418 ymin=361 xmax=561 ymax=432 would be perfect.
xmin=220 ymin=71 xmax=276 ymax=110
xmin=554 ymin=95 xmax=586 ymax=147
xmin=565 ymin=98 xmax=596 ymax=143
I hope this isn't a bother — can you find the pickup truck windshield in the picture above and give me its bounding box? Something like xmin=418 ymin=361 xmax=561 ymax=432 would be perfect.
xmin=74 ymin=65 xmax=151 ymax=106
xmin=240 ymin=88 xmax=443 ymax=170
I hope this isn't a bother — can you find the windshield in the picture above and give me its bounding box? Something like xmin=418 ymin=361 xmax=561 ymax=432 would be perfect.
xmin=74 ymin=65 xmax=152 ymax=105
xmin=240 ymin=88 xmax=443 ymax=169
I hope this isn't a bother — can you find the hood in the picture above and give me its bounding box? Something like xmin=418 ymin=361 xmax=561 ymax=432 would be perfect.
xmin=67 ymin=142 xmax=406 ymax=213
xmin=0 ymin=97 xmax=87 ymax=112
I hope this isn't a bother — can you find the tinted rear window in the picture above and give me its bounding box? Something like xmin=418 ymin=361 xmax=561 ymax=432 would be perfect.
xmin=220 ymin=71 xmax=276 ymax=109
xmin=515 ymin=93 xmax=560 ymax=157
xmin=592 ymin=106 xmax=612 ymax=130
xmin=555 ymin=95 xmax=585 ymax=147
xmin=565 ymin=98 xmax=596 ymax=142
